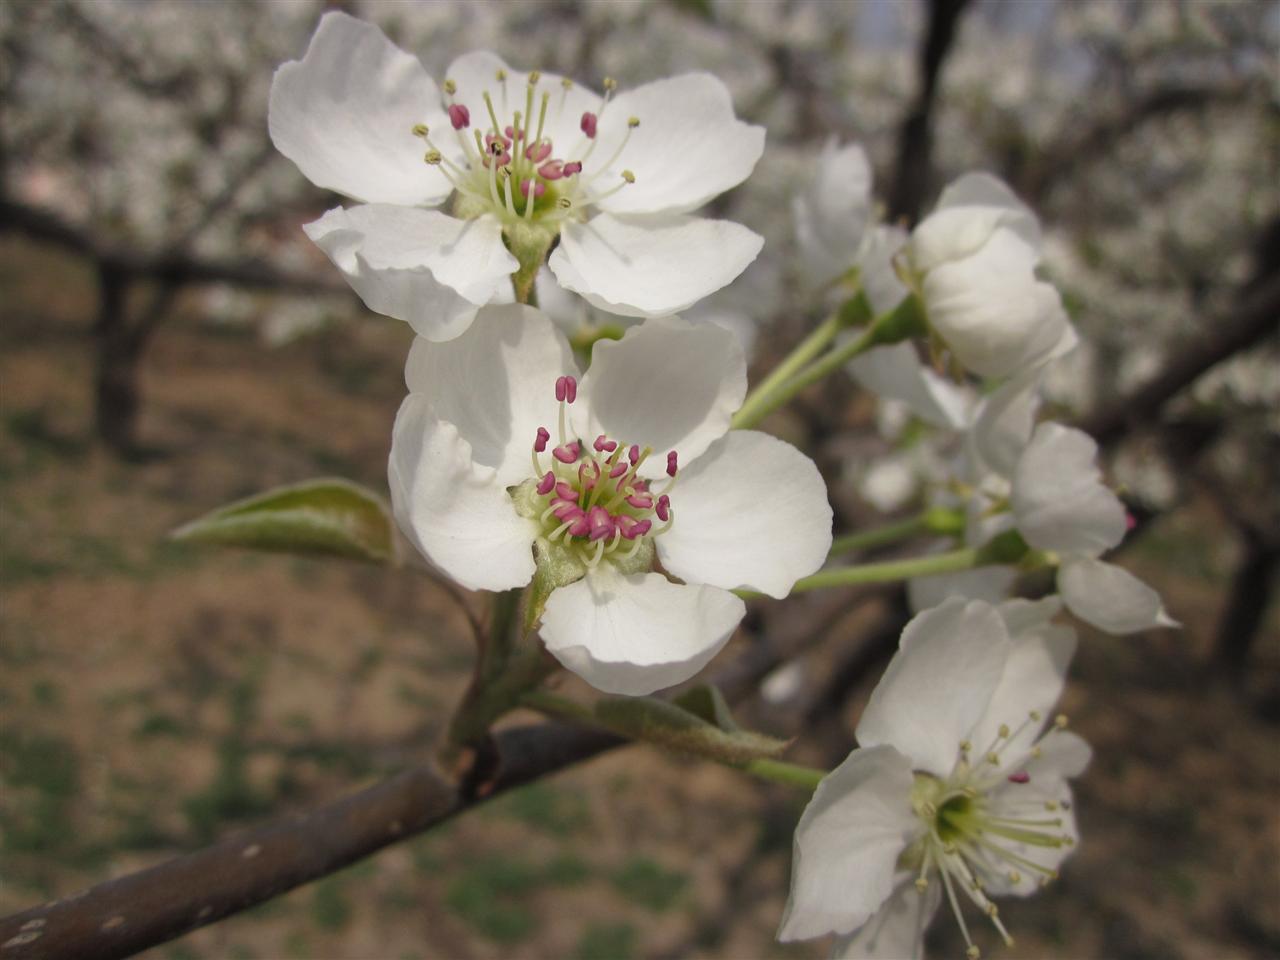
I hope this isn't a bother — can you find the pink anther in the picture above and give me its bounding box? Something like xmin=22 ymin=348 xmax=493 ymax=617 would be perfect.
xmin=580 ymin=111 xmax=598 ymax=139
xmin=1125 ymin=512 xmax=1137 ymax=531
xmin=504 ymin=125 xmax=524 ymax=141
xmin=626 ymin=493 xmax=653 ymax=510
xmin=587 ymin=506 xmax=615 ymax=541
xmin=552 ymin=499 xmax=583 ymax=522
xmin=616 ymin=515 xmax=650 ymax=540
xmin=555 ymin=481 xmax=576 ymax=501
xmin=655 ymin=495 xmax=670 ymax=522
xmin=555 ymin=376 xmax=569 ymax=402
xmin=521 ymin=179 xmax=547 ymax=199
xmin=538 ymin=160 xmax=564 ymax=181
xmin=594 ymin=434 xmax=617 ymax=453
xmin=552 ymin=442 xmax=580 ymax=464
xmin=609 ymin=460 xmax=629 ymax=479
xmin=567 ymin=514 xmax=590 ymax=538
xmin=534 ymin=426 xmax=550 ymax=452
xmin=535 ymin=471 xmax=556 ymax=495
xmin=1007 ymin=771 xmax=1030 ymax=784
xmin=629 ymin=444 xmax=640 ymax=465
xmin=562 ymin=161 xmax=582 ymax=176
xmin=563 ymin=376 xmax=577 ymax=403
xmin=525 ymin=141 xmax=552 ymax=163
xmin=666 ymin=451 xmax=678 ymax=477
xmin=448 ymin=104 xmax=471 ymax=129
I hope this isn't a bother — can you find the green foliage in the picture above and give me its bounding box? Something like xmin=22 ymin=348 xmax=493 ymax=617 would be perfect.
xmin=0 ymin=729 xmax=80 ymax=854
xmin=610 ymin=857 xmax=688 ymax=913
xmin=310 ymin=877 xmax=353 ymax=931
xmin=494 ymin=782 xmax=592 ymax=838
xmin=172 ymin=477 xmax=398 ymax=564
xmin=575 ymin=922 xmax=637 ymax=960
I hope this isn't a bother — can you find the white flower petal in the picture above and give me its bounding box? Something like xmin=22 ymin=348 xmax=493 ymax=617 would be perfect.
xmin=856 ymin=599 xmax=1011 ymax=777
xmin=847 ymin=342 xmax=971 ymax=430
xmin=777 ymin=746 xmax=919 ymax=941
xmin=934 ymin=171 xmax=1041 ymax=250
xmin=922 ymin=228 xmax=1071 ymax=378
xmin=549 ymin=213 xmax=763 ymax=318
xmin=979 ymin=779 xmax=1081 ymax=898
xmin=794 ymin=139 xmax=873 ymax=286
xmin=969 ymin=370 xmax=1042 ymax=479
xmin=969 ymin=623 xmax=1077 ymax=773
xmin=1059 ymin=557 xmax=1178 ymax=634
xmin=1034 ymin=729 xmax=1093 ymax=779
xmin=304 ymin=205 xmax=517 ymax=341
xmin=573 ymin=315 xmax=745 ymax=479
xmin=443 ymin=51 xmax=601 ymax=157
xmin=657 ymin=430 xmax=832 ymax=597
xmin=860 ymin=225 xmax=911 ymax=316
xmin=404 ymin=305 xmax=576 ymax=485
xmin=269 ymin=12 xmax=451 ymax=206
xmin=907 ymin=565 xmax=1016 ymax=613
xmin=996 ymin=595 xmax=1064 ymax=634
xmin=830 ymin=876 xmax=942 ymax=960
xmin=388 ymin=398 xmax=536 ymax=592
xmin=539 ymin=568 xmax=744 ymax=696
xmin=1012 ymin=423 xmax=1126 ymax=556
xmin=592 ymin=73 xmax=765 ymax=215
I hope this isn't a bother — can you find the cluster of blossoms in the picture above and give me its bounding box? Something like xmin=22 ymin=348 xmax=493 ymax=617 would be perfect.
xmin=268 ymin=14 xmax=1176 ymax=960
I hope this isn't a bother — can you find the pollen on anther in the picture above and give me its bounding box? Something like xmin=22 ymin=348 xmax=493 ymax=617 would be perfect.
xmin=627 ymin=116 xmax=640 ymax=128
xmin=424 ymin=150 xmax=443 ymax=165
xmin=412 ymin=123 xmax=428 ymax=138
xmin=443 ymin=78 xmax=457 ymax=95
xmin=621 ymin=169 xmax=636 ymax=183
xmin=1055 ymin=714 xmax=1069 ymax=729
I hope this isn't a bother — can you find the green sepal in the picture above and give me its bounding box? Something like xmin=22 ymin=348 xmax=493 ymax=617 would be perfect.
xmin=836 ymin=287 xmax=874 ymax=329
xmin=868 ymin=290 xmax=928 ymax=347
xmin=171 ymin=478 xmax=398 ymax=564
xmin=594 ymin=696 xmax=788 ymax=765
xmin=923 ymin=505 xmax=967 ymax=538
xmin=975 ymin=528 xmax=1031 ymax=566
xmin=672 ymin=684 xmax=740 ymax=732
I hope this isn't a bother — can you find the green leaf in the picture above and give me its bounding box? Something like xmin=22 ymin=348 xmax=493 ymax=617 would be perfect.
xmin=594 ymin=696 xmax=788 ymax=766
xmin=172 ymin=478 xmax=398 ymax=564
xmin=671 ymin=684 xmax=739 ymax=732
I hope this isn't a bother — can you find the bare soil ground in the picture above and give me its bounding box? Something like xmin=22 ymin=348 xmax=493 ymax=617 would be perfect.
xmin=2 ymin=239 xmax=1278 ymax=960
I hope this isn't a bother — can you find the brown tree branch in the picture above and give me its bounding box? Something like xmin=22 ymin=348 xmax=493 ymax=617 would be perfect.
xmin=1079 ymin=271 xmax=1280 ymax=448
xmin=0 ymin=197 xmax=348 ymax=296
xmin=0 ymin=722 xmax=623 ymax=960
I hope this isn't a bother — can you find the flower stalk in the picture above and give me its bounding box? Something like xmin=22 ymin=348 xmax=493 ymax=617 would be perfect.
xmin=731 ymin=292 xmax=926 ymax=430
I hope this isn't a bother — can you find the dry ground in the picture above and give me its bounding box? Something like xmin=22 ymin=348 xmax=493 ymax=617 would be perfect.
xmin=2 ymin=239 xmax=1278 ymax=959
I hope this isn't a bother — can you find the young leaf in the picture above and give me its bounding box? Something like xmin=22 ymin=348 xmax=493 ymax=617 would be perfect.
xmin=172 ymin=478 xmax=398 ymax=564
xmin=672 ymin=684 xmax=740 ymax=732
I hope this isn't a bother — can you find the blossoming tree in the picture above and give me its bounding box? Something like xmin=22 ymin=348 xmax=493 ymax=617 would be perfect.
xmin=1 ymin=2 xmax=1274 ymax=958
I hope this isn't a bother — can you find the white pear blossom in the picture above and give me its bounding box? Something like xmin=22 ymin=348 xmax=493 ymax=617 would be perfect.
xmin=389 ymin=306 xmax=832 ymax=695
xmin=906 ymin=173 xmax=1077 ymax=379
xmin=269 ymin=12 xmax=766 ymax=341
xmin=1012 ymin=423 xmax=1178 ymax=634
xmin=780 ymin=597 xmax=1090 ymax=959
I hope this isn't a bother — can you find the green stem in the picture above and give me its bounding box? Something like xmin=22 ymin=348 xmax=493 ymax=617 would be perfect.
xmin=731 ymin=292 xmax=928 ymax=431
xmin=742 ymin=757 xmax=826 ymax=791
xmin=520 ymin=690 xmax=827 ymax=791
xmin=732 ymin=311 xmax=845 ymax=430
xmin=829 ymin=514 xmax=930 ymax=558
xmin=736 ymin=547 xmax=982 ymax=600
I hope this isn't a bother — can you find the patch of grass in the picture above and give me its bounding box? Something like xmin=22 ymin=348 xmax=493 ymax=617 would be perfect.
xmin=444 ymin=856 xmax=542 ymax=944
xmin=575 ymin=922 xmax=637 ymax=960
xmin=133 ymin=711 xmax=187 ymax=739
xmin=544 ymin=852 xmax=591 ymax=887
xmin=30 ymin=678 xmax=60 ymax=707
xmin=310 ymin=876 xmax=353 ymax=931
xmin=610 ymin=857 xmax=688 ymax=913
xmin=165 ymin=945 xmax=202 ymax=960
xmin=493 ymin=782 xmax=591 ymax=838
xmin=183 ymin=673 xmax=273 ymax=844
xmin=0 ymin=729 xmax=80 ymax=855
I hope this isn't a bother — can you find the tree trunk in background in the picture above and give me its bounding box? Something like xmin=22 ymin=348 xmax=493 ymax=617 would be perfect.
xmin=92 ymin=263 xmax=142 ymax=455
xmin=887 ymin=0 xmax=972 ymax=224
xmin=1214 ymin=529 xmax=1279 ymax=684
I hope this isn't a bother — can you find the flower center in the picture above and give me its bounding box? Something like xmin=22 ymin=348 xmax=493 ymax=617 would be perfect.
xmin=517 ymin=375 xmax=676 ymax=576
xmin=414 ymin=70 xmax=639 ymax=231
xmin=904 ymin=713 xmax=1077 ymax=959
